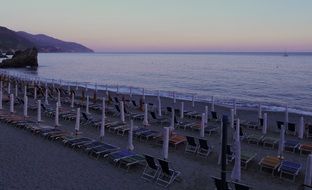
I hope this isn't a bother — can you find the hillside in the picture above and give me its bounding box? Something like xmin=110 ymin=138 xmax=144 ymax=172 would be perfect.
xmin=0 ymin=26 xmax=93 ymax=53
xmin=0 ymin=26 xmax=34 ymax=50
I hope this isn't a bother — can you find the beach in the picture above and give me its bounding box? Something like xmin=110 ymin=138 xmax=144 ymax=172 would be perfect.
xmin=0 ymin=77 xmax=311 ymax=190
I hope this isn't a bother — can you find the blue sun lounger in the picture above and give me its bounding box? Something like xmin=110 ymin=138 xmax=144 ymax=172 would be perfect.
xmin=89 ymin=143 xmax=120 ymax=158
xmin=63 ymin=137 xmax=92 ymax=147
xmin=133 ymin=128 xmax=150 ymax=137
xmin=284 ymin=140 xmax=300 ymax=153
xmin=279 ymin=160 xmax=301 ymax=182
xmin=139 ymin=130 xmax=159 ymax=141
xmin=106 ymin=150 xmax=136 ymax=164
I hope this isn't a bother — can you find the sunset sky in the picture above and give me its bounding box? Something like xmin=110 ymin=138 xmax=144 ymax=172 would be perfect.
xmin=1 ymin=0 xmax=311 ymax=52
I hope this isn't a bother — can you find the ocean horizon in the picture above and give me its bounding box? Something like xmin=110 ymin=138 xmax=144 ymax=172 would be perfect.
xmin=1 ymin=52 xmax=311 ymax=115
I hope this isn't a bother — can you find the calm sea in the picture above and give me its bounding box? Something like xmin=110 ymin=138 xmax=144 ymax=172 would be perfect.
xmin=1 ymin=52 xmax=312 ymax=115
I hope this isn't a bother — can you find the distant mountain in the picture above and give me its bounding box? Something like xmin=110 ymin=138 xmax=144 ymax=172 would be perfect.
xmin=0 ymin=26 xmax=34 ymax=51
xmin=0 ymin=26 xmax=93 ymax=53
xmin=17 ymin=31 xmax=93 ymax=53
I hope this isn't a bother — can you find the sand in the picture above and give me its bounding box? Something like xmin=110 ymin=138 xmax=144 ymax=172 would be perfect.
xmin=1 ymin=82 xmax=312 ymax=190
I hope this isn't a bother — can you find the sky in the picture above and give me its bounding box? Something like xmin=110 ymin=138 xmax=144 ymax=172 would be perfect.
xmin=0 ymin=0 xmax=312 ymax=52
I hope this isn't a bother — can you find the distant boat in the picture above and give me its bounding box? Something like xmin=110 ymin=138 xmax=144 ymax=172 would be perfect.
xmin=283 ymin=51 xmax=288 ymax=57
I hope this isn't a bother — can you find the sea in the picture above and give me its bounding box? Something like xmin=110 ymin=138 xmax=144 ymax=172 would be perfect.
xmin=1 ymin=52 xmax=312 ymax=115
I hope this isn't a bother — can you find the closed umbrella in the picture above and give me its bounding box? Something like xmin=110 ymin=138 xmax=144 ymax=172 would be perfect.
xmin=200 ymin=113 xmax=205 ymax=138
xmin=231 ymin=118 xmax=241 ymax=181
xmin=34 ymin=86 xmax=37 ymax=100
xmin=262 ymin=113 xmax=268 ymax=135
xmin=75 ymin=107 xmax=80 ymax=134
xmin=7 ymin=82 xmax=10 ymax=94
xmin=211 ymin=96 xmax=215 ymax=112
xmin=55 ymin=102 xmax=60 ymax=127
xmin=120 ymin=101 xmax=125 ymax=123
xmin=71 ymin=92 xmax=75 ymax=108
xmin=57 ymin=89 xmax=61 ymax=107
xmin=299 ymin=116 xmax=304 ymax=139
xmin=45 ymin=87 xmax=49 ymax=105
xmin=233 ymin=99 xmax=237 ymax=115
xmin=305 ymin=154 xmax=312 ymax=186
xmin=100 ymin=97 xmax=106 ymax=138
xmin=9 ymin=94 xmax=14 ymax=113
xmin=285 ymin=105 xmax=289 ymax=128
xmin=205 ymin=105 xmax=208 ymax=125
xmin=143 ymin=103 xmax=149 ymax=126
xmin=180 ymin=102 xmax=184 ymax=119
xmin=230 ymin=109 xmax=235 ymax=128
xmin=173 ymin=91 xmax=176 ymax=104
xmin=158 ymin=95 xmax=162 ymax=117
xmin=170 ymin=108 xmax=175 ymax=131
xmin=127 ymin=120 xmax=134 ymax=151
xmin=278 ymin=125 xmax=285 ymax=158
xmin=86 ymin=95 xmax=90 ymax=114
xmin=37 ymin=100 xmax=41 ymax=122
xmin=192 ymin=95 xmax=195 ymax=107
xmin=23 ymin=95 xmax=28 ymax=117
xmin=258 ymin=104 xmax=262 ymax=119
xmin=15 ymin=83 xmax=18 ymax=97
xmin=162 ymin=127 xmax=169 ymax=160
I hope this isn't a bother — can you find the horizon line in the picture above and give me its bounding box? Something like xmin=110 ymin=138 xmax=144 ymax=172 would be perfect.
xmin=89 ymin=51 xmax=312 ymax=54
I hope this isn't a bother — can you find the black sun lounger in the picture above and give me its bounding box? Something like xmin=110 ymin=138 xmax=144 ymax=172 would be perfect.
xmin=142 ymin=154 xmax=160 ymax=181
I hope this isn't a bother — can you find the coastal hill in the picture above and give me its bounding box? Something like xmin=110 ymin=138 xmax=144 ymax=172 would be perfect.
xmin=0 ymin=26 xmax=93 ymax=53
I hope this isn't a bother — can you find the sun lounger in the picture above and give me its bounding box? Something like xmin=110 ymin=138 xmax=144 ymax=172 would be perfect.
xmin=156 ymin=159 xmax=181 ymax=187
xmin=277 ymin=121 xmax=284 ymax=130
xmin=133 ymin=128 xmax=150 ymax=137
xmin=246 ymin=134 xmax=264 ymax=145
xmin=210 ymin=111 xmax=221 ymax=122
xmin=184 ymin=110 xmax=201 ymax=118
xmin=197 ymin=138 xmax=213 ymax=157
xmin=259 ymin=156 xmax=282 ymax=175
xmin=71 ymin=138 xmax=94 ymax=147
xmin=108 ymin=123 xmax=127 ymax=133
xmin=211 ymin=176 xmax=231 ymax=190
xmin=41 ymin=129 xmax=63 ymax=137
xmin=278 ymin=160 xmax=301 ymax=181
xmin=262 ymin=136 xmax=279 ymax=148
xmin=169 ymin=135 xmax=186 ymax=148
xmin=185 ymin=136 xmax=198 ymax=154
xmin=89 ymin=143 xmax=120 ymax=158
xmin=175 ymin=117 xmax=197 ymax=130
xmin=63 ymin=137 xmax=92 ymax=147
xmin=241 ymin=151 xmax=257 ymax=169
xmin=205 ymin=124 xmax=219 ymax=135
xmin=284 ymin=140 xmax=300 ymax=153
xmin=78 ymin=141 xmax=105 ymax=151
xmin=299 ymin=143 xmax=312 ymax=154
xmin=232 ymin=181 xmax=252 ymax=190
xmin=139 ymin=130 xmax=160 ymax=141
xmin=118 ymin=154 xmax=145 ymax=170
xmin=150 ymin=111 xmax=169 ymax=125
xmin=106 ymin=150 xmax=136 ymax=164
xmin=48 ymin=131 xmax=70 ymax=140
xmin=286 ymin=123 xmax=296 ymax=136
xmin=301 ymin=184 xmax=312 ymax=189
xmin=241 ymin=118 xmax=263 ymax=130
xmin=142 ymin=154 xmax=160 ymax=181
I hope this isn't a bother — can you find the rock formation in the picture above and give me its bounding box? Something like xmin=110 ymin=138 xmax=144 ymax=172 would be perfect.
xmin=0 ymin=47 xmax=38 ymax=68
